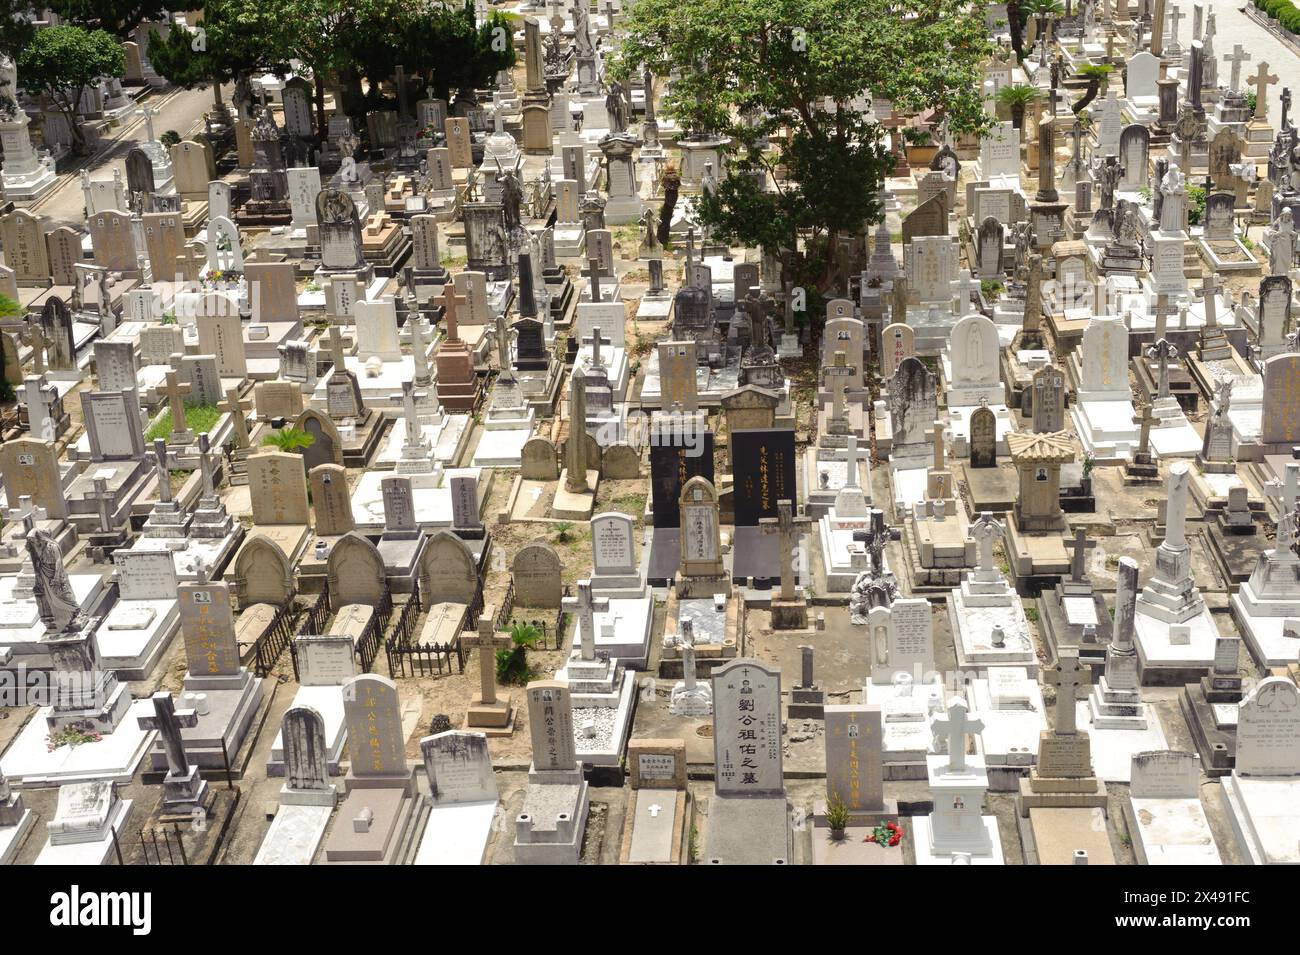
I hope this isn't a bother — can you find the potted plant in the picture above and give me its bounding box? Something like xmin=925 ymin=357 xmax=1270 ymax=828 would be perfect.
xmin=825 ymin=792 xmax=850 ymax=841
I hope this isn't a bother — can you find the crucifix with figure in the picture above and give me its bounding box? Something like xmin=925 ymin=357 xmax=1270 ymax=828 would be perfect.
xmin=1044 ymin=648 xmax=1091 ymax=735
xmin=760 ymin=499 xmax=812 ymax=601
xmin=562 ymin=579 xmax=609 ymax=661
xmin=1265 ymin=462 xmax=1300 ymax=556
xmin=932 ymin=697 xmax=984 ymax=774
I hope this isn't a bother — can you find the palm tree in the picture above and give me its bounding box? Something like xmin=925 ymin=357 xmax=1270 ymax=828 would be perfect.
xmin=1073 ymin=64 xmax=1113 ymax=114
xmin=1008 ymin=0 xmax=1024 ymax=60
xmin=262 ymin=426 xmax=316 ymax=453
xmin=496 ymin=621 xmax=542 ymax=685
xmin=997 ymin=84 xmax=1041 ymax=132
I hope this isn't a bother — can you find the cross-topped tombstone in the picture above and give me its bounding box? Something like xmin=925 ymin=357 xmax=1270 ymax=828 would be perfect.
xmin=439 ymin=283 xmax=465 ymax=342
xmin=760 ymin=499 xmax=812 ymax=601
xmin=469 ymin=606 xmax=512 ymax=708
xmin=219 ymin=386 xmax=252 ymax=450
xmin=562 ymin=579 xmax=610 ymax=660
xmin=160 ymin=369 xmax=193 ymax=444
xmin=1250 ymin=62 xmax=1279 ymax=120
xmin=137 ymin=691 xmax=209 ymax=812
xmin=1225 ymin=43 xmax=1251 ymax=93
xmin=23 ymin=320 xmax=46 ymax=376
xmin=327 ymin=324 xmax=348 ymax=372
xmin=1043 ymin=648 xmax=1091 ymax=735
xmin=1196 ymin=273 xmax=1219 ymax=329
xmin=824 ymin=349 xmax=856 ymax=432
xmin=1066 ymin=528 xmax=1097 ymax=582
xmin=1132 ymin=401 xmax=1157 ymax=459
xmin=932 ymin=697 xmax=984 ymax=774
xmin=1146 ymin=337 xmax=1179 ymax=399
xmin=85 ymin=477 xmax=116 ymax=534
xmin=1151 ymin=292 xmax=1177 ymax=340
xmin=584 ymin=255 xmax=603 ymax=302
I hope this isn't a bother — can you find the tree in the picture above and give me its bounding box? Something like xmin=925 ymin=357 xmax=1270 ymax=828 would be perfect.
xmin=48 ymin=0 xmax=168 ymax=37
xmin=0 ymin=1 xmax=36 ymax=61
xmin=996 ymin=83 xmax=1040 ymax=132
xmin=147 ymin=0 xmax=287 ymax=120
xmin=262 ymin=426 xmax=315 ymax=452
xmin=1073 ymin=64 xmax=1112 ymax=114
xmin=18 ymin=25 xmax=124 ymax=154
xmin=609 ymin=0 xmax=991 ymax=296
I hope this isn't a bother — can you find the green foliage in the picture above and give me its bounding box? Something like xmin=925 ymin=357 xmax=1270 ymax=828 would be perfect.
xmin=608 ymin=0 xmax=991 ymax=293
xmin=48 ymin=0 xmax=168 ymax=37
xmin=1024 ymin=606 xmax=1040 ymax=624
xmin=495 ymin=622 xmax=541 ymax=686
xmin=553 ymin=521 xmax=575 ymax=544
xmin=261 ymin=425 xmax=316 ymax=452
xmin=1187 ymin=185 xmax=1207 ymax=226
xmin=18 ymin=25 xmax=125 ymax=153
xmin=146 ymin=403 xmax=222 ymax=441
xmin=1247 ymin=90 xmax=1258 ymax=116
xmin=0 ymin=1 xmax=35 ymax=59
xmin=980 ymin=279 xmax=1004 ymax=299
xmin=996 ymin=83 xmax=1040 ymax=130
xmin=160 ymin=129 xmax=181 ymax=147
xmin=825 ymin=792 xmax=851 ymax=832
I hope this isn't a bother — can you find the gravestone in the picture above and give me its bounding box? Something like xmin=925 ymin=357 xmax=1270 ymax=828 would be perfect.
xmin=969 ymin=403 xmax=997 ymax=467
xmin=247 ymin=451 xmax=310 ymax=525
xmin=1236 ymin=677 xmax=1300 ymax=777
xmin=512 ymin=543 xmax=563 ymax=608
xmin=341 ymin=673 xmax=412 ymax=787
xmin=421 ymin=730 xmax=497 ymax=805
xmin=713 ymin=659 xmax=783 ymax=795
xmin=730 ymin=428 xmax=797 ymax=525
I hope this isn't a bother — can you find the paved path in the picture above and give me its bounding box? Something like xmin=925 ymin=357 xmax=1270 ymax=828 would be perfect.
xmin=25 ymin=84 xmax=224 ymax=226
xmin=1173 ymin=1 xmax=1300 ymax=120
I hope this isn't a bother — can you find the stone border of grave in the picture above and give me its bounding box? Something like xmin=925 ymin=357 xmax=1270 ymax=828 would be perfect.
xmin=1244 ymin=4 xmax=1300 ymax=60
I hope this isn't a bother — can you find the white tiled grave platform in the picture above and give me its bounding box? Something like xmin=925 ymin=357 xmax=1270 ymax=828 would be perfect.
xmin=413 ymin=800 xmax=497 ymax=865
xmin=1075 ymin=700 xmax=1169 ymax=783
xmin=1 ymin=700 xmax=158 ymax=788
xmin=254 ymin=805 xmax=333 ymax=865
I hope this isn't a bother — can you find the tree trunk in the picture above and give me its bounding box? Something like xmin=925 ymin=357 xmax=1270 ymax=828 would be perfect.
xmin=1008 ymin=0 xmax=1024 ymax=59
xmin=315 ymin=73 xmax=327 ymax=142
xmin=1012 ymin=104 xmax=1025 ymax=131
xmin=1073 ymin=80 xmax=1099 ymax=114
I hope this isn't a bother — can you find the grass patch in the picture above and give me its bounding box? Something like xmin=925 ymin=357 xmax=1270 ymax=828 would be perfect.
xmin=1024 ymin=606 xmax=1040 ymax=624
xmin=146 ymin=403 xmax=222 ymax=441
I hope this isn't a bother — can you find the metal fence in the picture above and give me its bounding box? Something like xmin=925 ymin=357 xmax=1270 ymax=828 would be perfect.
xmin=253 ymin=596 xmax=298 ymax=678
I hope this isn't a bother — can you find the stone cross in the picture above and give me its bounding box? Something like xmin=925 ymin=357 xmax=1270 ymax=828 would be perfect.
xmin=23 ymin=320 xmax=45 ymax=376
xmin=825 ymin=349 xmax=855 ymax=425
xmin=1167 ymin=3 xmax=1184 ymax=45
xmin=950 ymin=270 xmax=981 ymax=316
xmin=86 ymin=477 xmax=115 ymax=533
xmin=1225 ymin=44 xmax=1251 ymax=93
xmin=137 ymin=691 xmax=199 ymax=778
xmin=219 ymin=386 xmax=252 ymax=449
xmin=1067 ymin=528 xmax=1096 ymax=581
xmin=851 ymin=508 xmax=890 ymax=576
xmin=152 ymin=438 xmax=175 ymax=504
xmin=1196 ymin=274 xmax=1219 ymax=328
xmin=327 ymin=324 xmax=349 ymax=372
xmin=565 ymin=367 xmax=590 ymax=493
xmin=760 ymin=499 xmax=812 ymax=601
xmin=1284 ymin=88 xmax=1293 ymax=130
xmin=468 ymin=606 xmax=511 ymax=706
xmin=1151 ymin=292 xmax=1177 ymax=340
xmin=584 ymin=256 xmax=602 ymax=302
xmin=1250 ymin=62 xmax=1279 ymax=120
xmin=1043 ymin=648 xmax=1091 ymax=735
xmin=1132 ymin=401 xmax=1157 ymax=458
xmin=968 ymin=511 xmax=1003 ymax=576
xmin=160 ymin=369 xmax=192 ymax=437
xmin=842 ymin=433 xmax=871 ymax=494
xmin=563 ymin=579 xmax=610 ymax=660
xmin=932 ymin=697 xmax=984 ymax=774
xmin=197 ymin=432 xmax=217 ymax=499
xmin=679 ymin=619 xmax=698 ymax=689
xmin=439 ymin=284 xmax=466 ymax=341
xmin=1145 ymin=337 xmax=1179 ymax=399
xmin=395 ymin=380 xmax=425 ymax=434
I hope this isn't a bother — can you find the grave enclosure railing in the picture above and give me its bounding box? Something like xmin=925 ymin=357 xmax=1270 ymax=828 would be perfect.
xmin=133 ymin=824 xmax=189 ymax=865
xmin=253 ymin=594 xmax=299 ymax=679
xmin=385 ymin=582 xmax=467 ymax=679
xmin=354 ymin=589 xmax=392 ymax=674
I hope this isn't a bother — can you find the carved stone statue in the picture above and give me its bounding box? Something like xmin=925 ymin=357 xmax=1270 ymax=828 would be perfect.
xmin=26 ymin=529 xmax=86 ymax=633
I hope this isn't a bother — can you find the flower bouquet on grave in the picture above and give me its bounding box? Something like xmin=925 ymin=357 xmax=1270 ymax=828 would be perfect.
xmin=865 ymin=821 xmax=903 ymax=848
xmin=46 ymin=725 xmax=104 ymax=752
